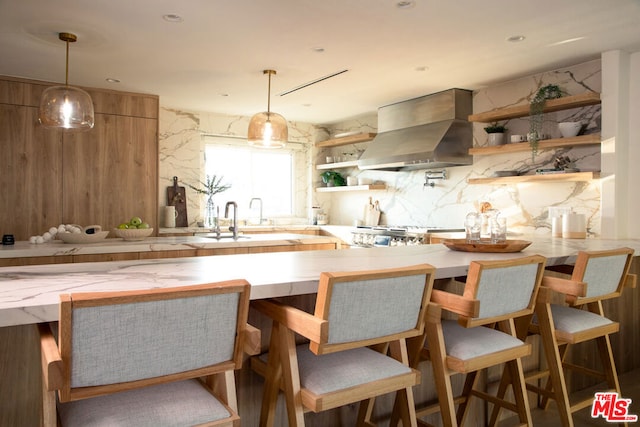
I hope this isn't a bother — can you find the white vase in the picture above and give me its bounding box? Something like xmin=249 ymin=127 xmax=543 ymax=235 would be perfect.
xmin=488 ymin=133 xmax=505 ymax=146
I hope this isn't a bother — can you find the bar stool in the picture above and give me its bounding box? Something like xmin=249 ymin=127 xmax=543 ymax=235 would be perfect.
xmin=520 ymin=247 xmax=636 ymax=427
xmin=414 ymin=255 xmax=546 ymax=427
xmin=251 ymin=264 xmax=435 ymax=427
xmin=37 ymin=281 xmax=257 ymax=427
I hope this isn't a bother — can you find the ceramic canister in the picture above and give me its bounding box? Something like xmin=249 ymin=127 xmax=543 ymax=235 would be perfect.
xmin=164 ymin=205 xmax=177 ymax=228
xmin=562 ymin=213 xmax=586 ymax=239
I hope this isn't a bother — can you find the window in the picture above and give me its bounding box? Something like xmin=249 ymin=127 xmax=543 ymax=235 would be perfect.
xmin=204 ymin=137 xmax=306 ymax=220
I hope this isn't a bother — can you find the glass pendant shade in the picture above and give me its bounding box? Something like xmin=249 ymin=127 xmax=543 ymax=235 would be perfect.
xmin=247 ymin=69 xmax=288 ymax=148
xmin=39 ymin=85 xmax=95 ymax=130
xmin=247 ymin=111 xmax=288 ymax=148
xmin=38 ymin=32 xmax=95 ymax=131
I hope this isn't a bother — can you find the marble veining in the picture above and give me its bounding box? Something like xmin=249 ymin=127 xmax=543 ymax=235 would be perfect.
xmin=1 ymin=237 xmax=638 ymax=328
xmin=158 ymin=60 xmax=603 ymax=236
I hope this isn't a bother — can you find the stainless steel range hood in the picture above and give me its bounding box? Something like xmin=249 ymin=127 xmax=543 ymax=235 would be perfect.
xmin=358 ymin=88 xmax=473 ymax=171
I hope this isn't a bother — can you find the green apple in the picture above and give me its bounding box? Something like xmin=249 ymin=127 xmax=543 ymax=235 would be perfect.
xmin=137 ymin=222 xmax=150 ymax=229
xmin=129 ymin=216 xmax=143 ymax=227
xmin=117 ymin=223 xmax=129 ymax=229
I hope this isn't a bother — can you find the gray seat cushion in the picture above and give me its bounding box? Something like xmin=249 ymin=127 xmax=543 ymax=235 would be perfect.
xmin=57 ymin=379 xmax=231 ymax=427
xmin=549 ymin=304 xmax=615 ymax=334
xmin=296 ymin=345 xmax=413 ymax=395
xmin=440 ymin=319 xmax=525 ymax=361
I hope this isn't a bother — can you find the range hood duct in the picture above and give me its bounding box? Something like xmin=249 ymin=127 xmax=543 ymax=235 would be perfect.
xmin=358 ymin=88 xmax=473 ymax=171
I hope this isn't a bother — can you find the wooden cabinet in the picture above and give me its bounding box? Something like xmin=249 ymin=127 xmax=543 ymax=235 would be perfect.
xmin=0 ymin=76 xmax=158 ymax=241
xmin=467 ymin=93 xmax=601 ymax=184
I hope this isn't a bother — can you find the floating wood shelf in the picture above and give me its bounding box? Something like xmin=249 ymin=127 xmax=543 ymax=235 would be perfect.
xmin=469 ymin=134 xmax=601 ymax=155
xmin=468 ymin=93 xmax=601 ymax=123
xmin=316 ymin=160 xmax=359 ymax=170
xmin=467 ymin=171 xmax=600 ymax=185
xmin=315 ymin=132 xmax=376 ymax=148
xmin=315 ymin=184 xmax=386 ymax=192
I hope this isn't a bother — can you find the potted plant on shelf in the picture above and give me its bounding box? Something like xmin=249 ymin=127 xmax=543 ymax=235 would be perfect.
xmin=320 ymin=170 xmax=346 ymax=187
xmin=529 ymin=84 xmax=563 ymax=158
xmin=484 ymin=122 xmax=507 ymax=146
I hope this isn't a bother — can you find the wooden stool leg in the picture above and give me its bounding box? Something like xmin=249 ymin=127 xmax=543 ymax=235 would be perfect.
xmin=537 ymin=304 xmax=573 ymax=427
xmin=456 ymin=371 xmax=478 ymax=426
xmin=278 ymin=325 xmax=306 ymax=427
xmin=260 ymin=322 xmax=284 ymax=427
xmin=426 ymin=321 xmax=457 ymax=427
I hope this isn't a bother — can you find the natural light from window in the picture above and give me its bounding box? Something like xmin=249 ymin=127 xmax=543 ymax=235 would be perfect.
xmin=205 ymin=141 xmax=294 ymax=219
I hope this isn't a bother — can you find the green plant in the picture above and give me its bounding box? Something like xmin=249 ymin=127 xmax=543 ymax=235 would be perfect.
xmin=320 ymin=170 xmax=346 ymax=186
xmin=184 ymin=174 xmax=231 ymax=197
xmin=484 ymin=122 xmax=507 ymax=133
xmin=529 ymin=84 xmax=563 ymax=158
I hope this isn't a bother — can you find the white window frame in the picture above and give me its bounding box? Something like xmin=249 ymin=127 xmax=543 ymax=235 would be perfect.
xmin=203 ymin=135 xmax=309 ymax=223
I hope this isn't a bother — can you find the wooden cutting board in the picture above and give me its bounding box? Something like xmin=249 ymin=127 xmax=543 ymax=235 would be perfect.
xmin=166 ymin=176 xmax=188 ymax=227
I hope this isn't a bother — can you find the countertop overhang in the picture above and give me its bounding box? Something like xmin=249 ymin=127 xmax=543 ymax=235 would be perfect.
xmin=1 ymin=236 xmax=639 ymax=328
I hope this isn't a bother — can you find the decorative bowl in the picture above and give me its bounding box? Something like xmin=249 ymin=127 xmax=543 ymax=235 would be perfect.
xmin=57 ymin=230 xmax=109 ymax=244
xmin=113 ymin=228 xmax=154 ymax=241
xmin=558 ymin=122 xmax=582 ymax=138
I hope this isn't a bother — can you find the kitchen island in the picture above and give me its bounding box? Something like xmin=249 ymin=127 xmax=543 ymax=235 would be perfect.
xmin=2 ymin=236 xmax=639 ymax=426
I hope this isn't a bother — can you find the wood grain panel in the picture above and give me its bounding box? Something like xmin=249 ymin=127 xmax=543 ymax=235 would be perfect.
xmin=138 ymin=250 xmax=197 ymax=259
xmin=196 ymin=248 xmax=250 ymax=256
xmin=62 ymin=114 xmax=158 ymax=234
xmin=73 ymin=253 xmax=139 ymax=263
xmin=0 ymin=105 xmax=63 ymax=240
xmin=0 ymin=256 xmax=73 ymax=267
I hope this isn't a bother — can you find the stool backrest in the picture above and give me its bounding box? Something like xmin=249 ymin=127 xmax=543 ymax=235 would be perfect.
xmin=461 ymin=255 xmax=546 ymax=327
xmin=571 ymin=247 xmax=634 ymax=302
xmin=58 ymin=281 xmax=250 ymax=402
xmin=310 ymin=264 xmax=435 ymax=355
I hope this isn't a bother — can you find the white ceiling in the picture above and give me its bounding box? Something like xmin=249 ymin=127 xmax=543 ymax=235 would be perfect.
xmin=2 ymin=0 xmax=640 ymax=124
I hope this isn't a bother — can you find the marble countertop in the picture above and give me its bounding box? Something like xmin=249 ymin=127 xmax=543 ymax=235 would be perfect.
xmin=1 ymin=236 xmax=639 ymax=328
xmin=0 ymin=233 xmax=339 ymax=259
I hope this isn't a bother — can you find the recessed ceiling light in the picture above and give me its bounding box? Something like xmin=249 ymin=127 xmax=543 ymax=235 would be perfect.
xmin=219 ymin=93 xmax=229 ymax=97
xmin=312 ymin=47 xmax=325 ymax=53
xmin=105 ymin=78 xmax=120 ymax=83
xmin=415 ymin=66 xmax=429 ymax=72
xmin=396 ymin=1 xmax=415 ymax=9
xmin=507 ymin=35 xmax=526 ymax=43
xmin=163 ymin=14 xmax=184 ymax=23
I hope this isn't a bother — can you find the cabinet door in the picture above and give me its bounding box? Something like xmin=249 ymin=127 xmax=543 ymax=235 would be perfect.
xmin=62 ymin=114 xmax=158 ymax=231
xmin=0 ymin=105 xmax=62 ymax=240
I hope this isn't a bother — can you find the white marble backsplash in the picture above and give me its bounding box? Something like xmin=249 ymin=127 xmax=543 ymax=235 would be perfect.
xmin=160 ymin=59 xmax=602 ymax=236
xmin=318 ymin=60 xmax=602 ymax=235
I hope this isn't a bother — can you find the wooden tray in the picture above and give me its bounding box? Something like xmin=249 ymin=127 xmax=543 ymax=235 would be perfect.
xmin=441 ymin=239 xmax=532 ymax=253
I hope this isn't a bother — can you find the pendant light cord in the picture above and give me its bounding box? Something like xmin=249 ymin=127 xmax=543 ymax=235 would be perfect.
xmin=65 ymin=39 xmax=70 ymax=86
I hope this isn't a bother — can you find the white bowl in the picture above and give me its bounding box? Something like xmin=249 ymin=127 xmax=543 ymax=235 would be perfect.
xmin=113 ymin=228 xmax=154 ymax=241
xmin=558 ymin=122 xmax=582 ymax=138
xmin=58 ymin=230 xmax=109 ymax=244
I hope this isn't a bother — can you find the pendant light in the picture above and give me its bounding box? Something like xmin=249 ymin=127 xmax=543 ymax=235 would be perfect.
xmin=247 ymin=69 xmax=288 ymax=148
xmin=39 ymin=32 xmax=94 ymax=131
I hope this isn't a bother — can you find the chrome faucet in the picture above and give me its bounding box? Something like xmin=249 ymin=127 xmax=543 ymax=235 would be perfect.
xmin=224 ymin=201 xmax=238 ymax=239
xmin=249 ymin=197 xmax=263 ymax=225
